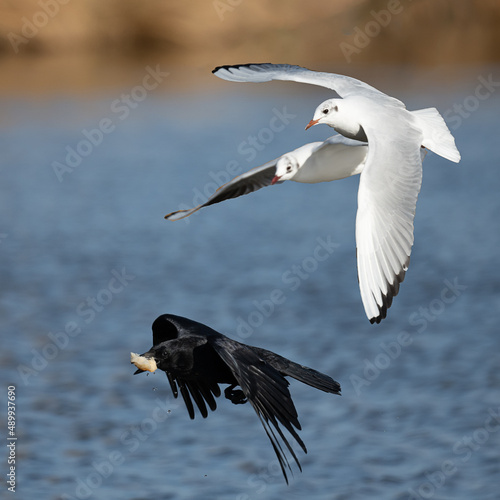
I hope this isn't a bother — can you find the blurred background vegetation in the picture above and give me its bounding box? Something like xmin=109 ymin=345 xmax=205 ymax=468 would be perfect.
xmin=0 ymin=0 xmax=498 ymax=93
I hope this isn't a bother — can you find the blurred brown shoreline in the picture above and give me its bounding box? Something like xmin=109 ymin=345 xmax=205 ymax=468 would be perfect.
xmin=0 ymin=0 xmax=498 ymax=94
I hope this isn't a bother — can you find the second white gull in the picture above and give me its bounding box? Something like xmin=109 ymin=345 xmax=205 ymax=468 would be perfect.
xmin=166 ymin=134 xmax=426 ymax=323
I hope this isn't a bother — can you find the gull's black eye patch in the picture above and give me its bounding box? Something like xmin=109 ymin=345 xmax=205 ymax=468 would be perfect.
xmin=286 ymin=165 xmax=292 ymax=172
xmin=322 ymin=108 xmax=329 ymax=115
xmin=333 ymin=105 xmax=338 ymax=112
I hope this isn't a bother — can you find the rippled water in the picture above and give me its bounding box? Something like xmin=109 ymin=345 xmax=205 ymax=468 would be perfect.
xmin=1 ymin=69 xmax=500 ymax=500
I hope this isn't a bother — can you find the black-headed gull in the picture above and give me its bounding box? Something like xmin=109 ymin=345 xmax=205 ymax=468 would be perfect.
xmin=131 ymin=313 xmax=341 ymax=483
xmin=211 ymin=63 xmax=460 ymax=323
xmin=165 ymin=135 xmax=367 ymax=219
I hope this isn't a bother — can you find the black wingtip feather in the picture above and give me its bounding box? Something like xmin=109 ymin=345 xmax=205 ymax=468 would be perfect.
xmin=212 ymin=63 xmax=273 ymax=74
xmin=370 ymin=258 xmax=410 ymax=324
xmin=186 ymin=381 xmax=209 ymax=419
xmin=179 ymin=383 xmax=195 ymax=420
xmin=166 ymin=372 xmax=178 ymax=398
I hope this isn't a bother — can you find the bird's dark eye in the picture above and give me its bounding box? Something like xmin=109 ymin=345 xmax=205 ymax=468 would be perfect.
xmin=322 ymin=108 xmax=329 ymax=115
xmin=286 ymin=165 xmax=292 ymax=172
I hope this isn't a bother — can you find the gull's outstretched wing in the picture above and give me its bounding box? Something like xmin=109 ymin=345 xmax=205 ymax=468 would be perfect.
xmin=355 ymin=106 xmax=424 ymax=323
xmin=213 ymin=63 xmax=404 ymax=106
xmin=165 ymin=158 xmax=279 ymax=221
xmin=210 ymin=336 xmax=305 ymax=484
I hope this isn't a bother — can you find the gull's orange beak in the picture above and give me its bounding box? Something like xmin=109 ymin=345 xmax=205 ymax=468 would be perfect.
xmin=271 ymin=175 xmax=281 ymax=185
xmin=305 ymin=118 xmax=319 ymax=131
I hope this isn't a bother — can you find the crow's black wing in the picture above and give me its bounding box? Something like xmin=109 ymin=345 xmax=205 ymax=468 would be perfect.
xmin=156 ymin=337 xmax=222 ymax=419
xmin=171 ymin=376 xmax=220 ymax=419
xmin=210 ymin=336 xmax=306 ymax=483
xmin=252 ymin=346 xmax=341 ymax=395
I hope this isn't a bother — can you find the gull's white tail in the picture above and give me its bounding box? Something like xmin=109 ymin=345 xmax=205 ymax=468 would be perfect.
xmin=412 ymin=107 xmax=461 ymax=163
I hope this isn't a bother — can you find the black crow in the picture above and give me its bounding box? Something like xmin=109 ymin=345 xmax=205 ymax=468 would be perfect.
xmin=131 ymin=314 xmax=341 ymax=482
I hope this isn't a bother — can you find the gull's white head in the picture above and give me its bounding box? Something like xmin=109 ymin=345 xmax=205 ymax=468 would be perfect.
xmin=306 ymin=98 xmax=341 ymax=130
xmin=272 ymin=154 xmax=300 ymax=184
xmin=306 ymin=98 xmax=367 ymax=142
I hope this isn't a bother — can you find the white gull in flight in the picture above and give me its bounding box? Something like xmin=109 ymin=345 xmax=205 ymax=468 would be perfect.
xmin=207 ymin=63 xmax=460 ymax=323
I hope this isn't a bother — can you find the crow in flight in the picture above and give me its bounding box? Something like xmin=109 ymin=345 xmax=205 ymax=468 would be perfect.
xmin=131 ymin=314 xmax=341 ymax=482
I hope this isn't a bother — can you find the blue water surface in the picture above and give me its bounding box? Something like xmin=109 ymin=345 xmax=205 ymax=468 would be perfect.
xmin=1 ymin=66 xmax=499 ymax=500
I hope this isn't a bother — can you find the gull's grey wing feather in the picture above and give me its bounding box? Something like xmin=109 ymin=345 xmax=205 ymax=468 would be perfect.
xmin=165 ymin=158 xmax=279 ymax=221
xmin=355 ymin=106 xmax=424 ymax=323
xmin=213 ymin=63 xmax=404 ymax=106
